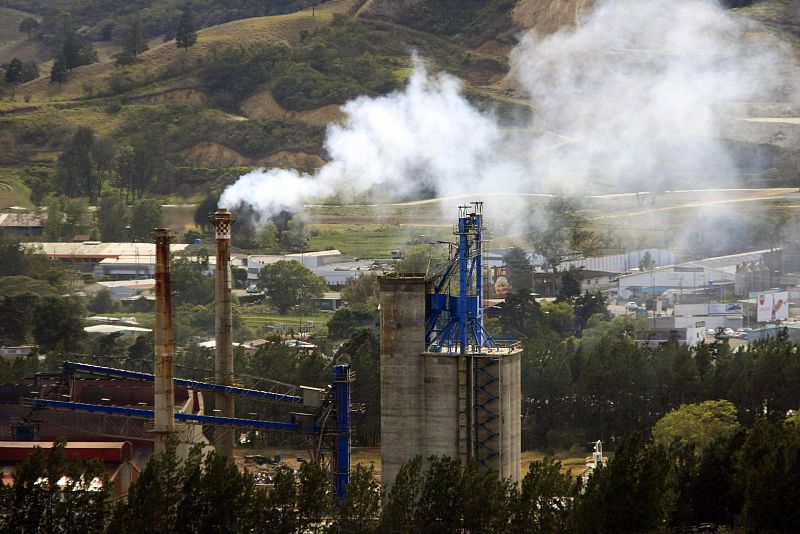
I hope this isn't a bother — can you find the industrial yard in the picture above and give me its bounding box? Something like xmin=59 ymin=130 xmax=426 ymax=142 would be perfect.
xmin=1 ymin=0 xmax=800 ymax=531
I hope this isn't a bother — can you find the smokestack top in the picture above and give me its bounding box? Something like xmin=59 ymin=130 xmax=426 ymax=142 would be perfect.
xmin=152 ymin=228 xmax=173 ymax=243
xmin=209 ymin=209 xmax=236 ymax=240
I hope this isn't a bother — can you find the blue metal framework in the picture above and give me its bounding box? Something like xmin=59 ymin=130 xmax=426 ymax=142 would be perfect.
xmin=425 ymin=202 xmax=491 ymax=353
xmin=30 ymin=362 xmax=353 ymax=500
xmin=63 ymin=361 xmax=304 ymax=405
xmin=29 ymin=399 xmax=300 ymax=432
xmin=332 ymin=364 xmax=352 ymax=501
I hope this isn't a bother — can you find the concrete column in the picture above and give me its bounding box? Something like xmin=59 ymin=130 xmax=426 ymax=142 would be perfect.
xmin=379 ymin=276 xmax=427 ymax=489
xmin=209 ymin=209 xmax=236 ymax=461
xmin=153 ymin=228 xmax=175 ymax=456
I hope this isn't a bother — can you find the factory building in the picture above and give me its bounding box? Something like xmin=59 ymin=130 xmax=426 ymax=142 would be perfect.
xmin=379 ymin=204 xmax=521 ymax=489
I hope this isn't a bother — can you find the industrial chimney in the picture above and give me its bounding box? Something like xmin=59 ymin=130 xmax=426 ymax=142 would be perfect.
xmin=209 ymin=209 xmax=236 ymax=461
xmin=152 ymin=228 xmax=176 ymax=455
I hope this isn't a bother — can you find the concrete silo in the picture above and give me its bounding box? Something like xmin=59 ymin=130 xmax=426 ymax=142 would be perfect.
xmin=380 ymin=203 xmax=521 ymax=488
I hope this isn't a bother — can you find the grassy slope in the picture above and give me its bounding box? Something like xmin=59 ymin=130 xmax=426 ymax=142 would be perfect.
xmin=0 ymin=7 xmax=33 ymax=46
xmin=15 ymin=0 xmax=362 ymax=102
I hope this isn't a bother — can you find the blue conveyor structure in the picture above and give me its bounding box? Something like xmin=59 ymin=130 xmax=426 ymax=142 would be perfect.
xmin=29 ymin=399 xmax=300 ymax=432
xmin=63 ymin=361 xmax=304 ymax=405
xmin=332 ymin=364 xmax=352 ymax=500
xmin=31 ymin=361 xmax=353 ymax=499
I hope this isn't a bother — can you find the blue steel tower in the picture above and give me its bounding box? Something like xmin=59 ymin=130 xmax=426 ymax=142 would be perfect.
xmin=424 ymin=202 xmax=495 ymax=353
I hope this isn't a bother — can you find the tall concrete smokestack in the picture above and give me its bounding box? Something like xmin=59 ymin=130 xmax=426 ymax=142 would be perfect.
xmin=209 ymin=208 xmax=236 ymax=461
xmin=152 ymin=228 xmax=176 ymax=455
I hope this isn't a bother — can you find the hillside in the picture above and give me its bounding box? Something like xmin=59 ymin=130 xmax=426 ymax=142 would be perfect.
xmin=0 ymin=0 xmax=797 ymax=220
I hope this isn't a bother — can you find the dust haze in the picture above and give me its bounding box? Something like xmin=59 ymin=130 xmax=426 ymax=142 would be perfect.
xmin=220 ymin=0 xmax=799 ymax=242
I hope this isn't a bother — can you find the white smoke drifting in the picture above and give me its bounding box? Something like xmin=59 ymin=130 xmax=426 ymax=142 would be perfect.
xmin=219 ymin=0 xmax=798 ymax=220
xmin=511 ymin=0 xmax=798 ymax=192
xmin=219 ymin=59 xmax=522 ymax=215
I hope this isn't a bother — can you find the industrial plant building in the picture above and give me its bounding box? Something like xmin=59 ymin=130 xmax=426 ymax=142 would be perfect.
xmin=380 ymin=204 xmax=522 ymax=488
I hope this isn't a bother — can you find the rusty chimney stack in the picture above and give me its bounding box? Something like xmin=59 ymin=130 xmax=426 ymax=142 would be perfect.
xmin=209 ymin=208 xmax=236 ymax=461
xmin=152 ymin=228 xmax=176 ymax=455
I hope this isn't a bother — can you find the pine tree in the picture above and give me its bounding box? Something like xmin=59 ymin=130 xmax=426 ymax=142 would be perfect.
xmin=20 ymin=60 xmax=39 ymax=82
xmin=18 ymin=17 xmax=39 ymax=40
xmin=124 ymin=18 xmax=149 ymax=56
xmin=62 ymin=31 xmax=82 ymax=70
xmin=50 ymin=55 xmax=68 ymax=86
xmin=4 ymin=57 xmax=22 ymax=99
xmin=175 ymin=5 xmax=197 ymax=51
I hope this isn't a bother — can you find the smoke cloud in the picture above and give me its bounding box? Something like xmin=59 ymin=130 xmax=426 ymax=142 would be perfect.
xmin=219 ymin=0 xmax=798 ymax=222
xmin=219 ymin=59 xmax=523 ymax=216
xmin=511 ymin=0 xmax=797 ymax=193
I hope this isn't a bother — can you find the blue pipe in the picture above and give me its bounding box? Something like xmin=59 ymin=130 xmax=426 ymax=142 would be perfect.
xmin=63 ymin=361 xmax=304 ymax=404
xmin=332 ymin=364 xmax=351 ymax=501
xmin=29 ymin=399 xmax=300 ymax=432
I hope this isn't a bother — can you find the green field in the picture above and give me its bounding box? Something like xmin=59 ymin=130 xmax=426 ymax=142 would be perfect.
xmin=239 ymin=311 xmax=329 ymax=335
xmin=308 ymin=223 xmax=453 ymax=258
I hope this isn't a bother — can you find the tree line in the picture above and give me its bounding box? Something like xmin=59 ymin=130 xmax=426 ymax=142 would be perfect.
xmin=4 ymin=415 xmax=799 ymax=532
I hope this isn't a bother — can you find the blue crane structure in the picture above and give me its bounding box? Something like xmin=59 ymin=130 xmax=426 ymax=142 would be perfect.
xmin=27 ymin=361 xmax=354 ymax=500
xmin=425 ymin=202 xmax=510 ymax=353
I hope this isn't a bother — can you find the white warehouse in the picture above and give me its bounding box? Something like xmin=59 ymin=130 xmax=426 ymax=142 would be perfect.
xmin=617 ymin=265 xmax=736 ymax=300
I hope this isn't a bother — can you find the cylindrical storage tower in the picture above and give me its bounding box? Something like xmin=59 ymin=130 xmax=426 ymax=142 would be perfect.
xmin=500 ymin=355 xmax=512 ymax=480
xmin=152 ymin=228 xmax=175 ymax=456
xmin=209 ymin=208 xmax=236 ymax=461
xmin=379 ymin=276 xmax=427 ymax=489
xmin=421 ymin=354 xmax=460 ymax=460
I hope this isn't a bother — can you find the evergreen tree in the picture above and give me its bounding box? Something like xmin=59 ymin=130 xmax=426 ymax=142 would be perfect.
xmin=97 ymin=193 xmax=129 ymax=241
xmin=18 ymin=17 xmax=40 ymax=39
xmin=42 ymin=195 xmax=65 ymax=240
xmin=279 ymin=215 xmax=309 ymax=252
xmin=50 ymin=55 xmax=68 ymax=86
xmin=33 ymin=296 xmax=86 ymax=352
xmin=4 ymin=57 xmax=22 ymax=98
xmin=123 ymin=17 xmax=149 ymax=56
xmin=514 ymin=456 xmax=574 ymax=533
xmin=114 ymin=49 xmax=136 ymax=70
xmin=380 ymin=456 xmax=424 ymax=533
xmin=56 ymin=126 xmax=96 ymax=198
xmin=130 ymin=198 xmax=163 ymax=241
xmin=175 ymin=5 xmax=198 ymax=51
xmin=296 ymin=461 xmax=329 ymax=532
xmin=20 ymin=60 xmax=39 ymax=82
xmin=62 ymin=31 xmax=82 ymax=70
xmin=331 ymin=464 xmax=381 ymax=533
xmin=503 ymin=246 xmax=534 ymax=294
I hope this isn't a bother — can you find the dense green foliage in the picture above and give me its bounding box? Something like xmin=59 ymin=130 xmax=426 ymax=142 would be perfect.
xmin=652 ymin=399 xmax=741 ymax=451
xmin=0 ymin=440 xmax=110 ymax=533
xmin=200 ymin=20 xmax=402 ymax=111
xmin=396 ymin=0 xmax=515 ymax=46
xmin=1 ymin=0 xmax=306 ymax=42
xmin=4 ymin=422 xmax=799 ymax=532
xmin=256 ymin=259 xmax=326 ymax=314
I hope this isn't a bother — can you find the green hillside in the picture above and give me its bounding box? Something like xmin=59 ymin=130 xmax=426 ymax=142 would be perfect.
xmin=0 ymin=0 xmax=797 ymax=242
xmin=0 ymin=0 xmax=515 ymax=214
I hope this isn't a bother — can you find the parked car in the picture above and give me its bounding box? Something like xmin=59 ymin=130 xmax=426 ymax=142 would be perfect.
xmin=246 ymin=285 xmax=260 ymax=294
xmin=625 ymin=302 xmax=639 ymax=311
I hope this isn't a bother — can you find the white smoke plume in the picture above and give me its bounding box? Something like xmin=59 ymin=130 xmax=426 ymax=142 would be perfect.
xmin=219 ymin=0 xmax=798 ymax=221
xmin=219 ymin=58 xmax=523 ymax=216
xmin=511 ymin=0 xmax=798 ymax=193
